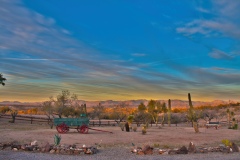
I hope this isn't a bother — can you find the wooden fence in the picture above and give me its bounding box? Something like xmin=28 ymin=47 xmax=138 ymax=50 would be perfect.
xmin=0 ymin=114 xmax=52 ymax=124
xmin=0 ymin=114 xmax=121 ymax=126
xmin=2 ymin=114 xmax=230 ymax=127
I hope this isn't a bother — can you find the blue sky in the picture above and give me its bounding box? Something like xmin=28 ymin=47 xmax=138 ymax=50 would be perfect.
xmin=0 ymin=0 xmax=240 ymax=102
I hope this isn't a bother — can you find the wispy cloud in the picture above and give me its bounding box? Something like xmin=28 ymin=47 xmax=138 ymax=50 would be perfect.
xmin=176 ymin=1 xmax=240 ymax=39
xmin=196 ymin=7 xmax=210 ymax=13
xmin=209 ymin=49 xmax=233 ymax=60
xmin=131 ymin=53 xmax=146 ymax=57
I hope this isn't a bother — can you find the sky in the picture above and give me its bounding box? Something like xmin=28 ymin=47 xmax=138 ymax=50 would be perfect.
xmin=0 ymin=0 xmax=240 ymax=102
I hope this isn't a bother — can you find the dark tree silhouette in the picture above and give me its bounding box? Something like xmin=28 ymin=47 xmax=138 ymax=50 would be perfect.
xmin=0 ymin=73 xmax=6 ymax=86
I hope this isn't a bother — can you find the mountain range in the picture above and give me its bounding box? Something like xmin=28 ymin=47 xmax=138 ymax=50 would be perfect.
xmin=0 ymin=99 xmax=236 ymax=108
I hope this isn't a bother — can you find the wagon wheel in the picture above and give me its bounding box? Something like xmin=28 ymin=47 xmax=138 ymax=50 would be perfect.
xmin=77 ymin=124 xmax=88 ymax=134
xmin=56 ymin=123 xmax=69 ymax=133
xmin=56 ymin=125 xmax=64 ymax=133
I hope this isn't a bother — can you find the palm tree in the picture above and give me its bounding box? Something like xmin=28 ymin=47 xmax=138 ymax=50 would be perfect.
xmin=0 ymin=73 xmax=6 ymax=86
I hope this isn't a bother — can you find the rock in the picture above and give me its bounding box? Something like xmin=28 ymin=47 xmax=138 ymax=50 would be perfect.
xmin=72 ymin=144 xmax=76 ymax=148
xmin=21 ymin=145 xmax=26 ymax=150
xmin=60 ymin=149 xmax=66 ymax=154
xmin=197 ymin=147 xmax=208 ymax=153
xmin=231 ymin=143 xmax=239 ymax=152
xmin=188 ymin=142 xmax=197 ymax=153
xmin=50 ymin=149 xmax=55 ymax=154
xmin=41 ymin=142 xmax=51 ymax=152
xmin=137 ymin=150 xmax=145 ymax=155
xmin=12 ymin=148 xmax=18 ymax=151
xmin=131 ymin=148 xmax=137 ymax=153
xmin=142 ymin=145 xmax=153 ymax=155
xmin=44 ymin=142 xmax=51 ymax=152
xmin=176 ymin=146 xmax=188 ymax=154
xmin=168 ymin=149 xmax=178 ymax=155
xmin=90 ymin=146 xmax=98 ymax=154
xmin=159 ymin=149 xmax=166 ymax=154
xmin=85 ymin=148 xmax=92 ymax=154
xmin=222 ymin=146 xmax=231 ymax=153
xmin=30 ymin=140 xmax=38 ymax=146
xmin=73 ymin=150 xmax=81 ymax=155
xmin=55 ymin=149 xmax=60 ymax=154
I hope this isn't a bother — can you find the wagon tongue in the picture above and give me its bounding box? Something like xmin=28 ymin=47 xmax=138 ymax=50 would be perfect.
xmin=87 ymin=127 xmax=113 ymax=134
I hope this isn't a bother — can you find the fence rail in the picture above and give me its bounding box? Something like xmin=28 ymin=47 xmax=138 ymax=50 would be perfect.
xmin=0 ymin=114 xmax=122 ymax=126
xmin=0 ymin=114 xmax=52 ymax=124
xmin=1 ymin=114 xmax=231 ymax=127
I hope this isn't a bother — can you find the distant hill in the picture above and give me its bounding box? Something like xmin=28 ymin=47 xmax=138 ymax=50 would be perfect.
xmin=0 ymin=99 xmax=234 ymax=108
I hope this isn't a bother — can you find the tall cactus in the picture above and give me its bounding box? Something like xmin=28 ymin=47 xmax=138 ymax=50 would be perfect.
xmin=188 ymin=93 xmax=193 ymax=109
xmin=10 ymin=110 xmax=18 ymax=123
xmin=187 ymin=93 xmax=199 ymax=133
xmin=168 ymin=99 xmax=171 ymax=127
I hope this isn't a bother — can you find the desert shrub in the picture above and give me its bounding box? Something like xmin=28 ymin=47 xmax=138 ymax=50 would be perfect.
xmin=222 ymin=139 xmax=232 ymax=147
xmin=119 ymin=122 xmax=125 ymax=131
xmin=153 ymin=143 xmax=160 ymax=148
xmin=234 ymin=124 xmax=238 ymax=129
xmin=133 ymin=126 xmax=137 ymax=132
xmin=142 ymin=125 xmax=147 ymax=135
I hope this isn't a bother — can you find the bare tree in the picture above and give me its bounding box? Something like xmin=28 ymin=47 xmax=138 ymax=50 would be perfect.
xmin=91 ymin=103 xmax=105 ymax=126
xmin=42 ymin=100 xmax=55 ymax=128
xmin=202 ymin=110 xmax=216 ymax=122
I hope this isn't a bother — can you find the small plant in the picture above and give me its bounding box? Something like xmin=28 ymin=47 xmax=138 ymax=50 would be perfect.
xmin=119 ymin=122 xmax=125 ymax=131
xmin=142 ymin=125 xmax=147 ymax=135
xmin=153 ymin=143 xmax=160 ymax=148
xmin=162 ymin=144 xmax=170 ymax=149
xmin=133 ymin=126 xmax=137 ymax=132
xmin=54 ymin=134 xmax=61 ymax=145
xmin=222 ymin=139 xmax=232 ymax=147
xmin=232 ymin=124 xmax=238 ymax=130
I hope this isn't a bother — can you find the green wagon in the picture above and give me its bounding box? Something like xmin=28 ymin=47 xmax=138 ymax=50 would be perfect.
xmin=54 ymin=114 xmax=89 ymax=134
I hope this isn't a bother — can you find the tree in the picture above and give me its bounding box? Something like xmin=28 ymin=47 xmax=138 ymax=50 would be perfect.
xmin=171 ymin=113 xmax=185 ymax=127
xmin=134 ymin=102 xmax=151 ymax=126
xmin=159 ymin=102 xmax=168 ymax=126
xmin=202 ymin=110 xmax=216 ymax=122
xmin=91 ymin=103 xmax=105 ymax=126
xmin=42 ymin=100 xmax=55 ymax=128
xmin=0 ymin=106 xmax=10 ymax=114
xmin=51 ymin=90 xmax=78 ymax=118
xmin=138 ymin=102 xmax=147 ymax=112
xmin=147 ymin=100 xmax=167 ymax=126
xmin=111 ymin=102 xmax=129 ymax=125
xmin=0 ymin=73 xmax=6 ymax=86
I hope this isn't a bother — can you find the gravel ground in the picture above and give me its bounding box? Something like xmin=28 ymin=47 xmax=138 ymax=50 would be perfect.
xmin=1 ymin=147 xmax=240 ymax=160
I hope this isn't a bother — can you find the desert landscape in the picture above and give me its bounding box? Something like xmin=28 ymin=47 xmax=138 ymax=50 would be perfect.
xmin=1 ymin=0 xmax=240 ymax=159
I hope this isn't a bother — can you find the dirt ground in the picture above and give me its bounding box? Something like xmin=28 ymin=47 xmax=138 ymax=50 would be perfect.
xmin=0 ymin=118 xmax=240 ymax=149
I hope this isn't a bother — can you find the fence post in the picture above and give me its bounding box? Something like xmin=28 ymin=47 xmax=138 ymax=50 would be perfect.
xmin=31 ymin=117 xmax=33 ymax=124
xmin=93 ymin=121 xmax=94 ymax=126
xmin=108 ymin=121 xmax=110 ymax=126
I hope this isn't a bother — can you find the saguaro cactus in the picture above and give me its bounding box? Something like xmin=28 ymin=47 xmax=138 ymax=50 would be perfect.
xmin=10 ymin=110 xmax=18 ymax=123
xmin=168 ymin=99 xmax=171 ymax=127
xmin=187 ymin=93 xmax=199 ymax=133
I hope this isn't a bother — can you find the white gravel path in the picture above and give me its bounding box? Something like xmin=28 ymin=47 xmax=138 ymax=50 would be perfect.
xmin=1 ymin=147 xmax=240 ymax=160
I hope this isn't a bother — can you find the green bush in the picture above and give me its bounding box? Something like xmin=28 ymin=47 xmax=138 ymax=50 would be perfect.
xmin=222 ymin=139 xmax=232 ymax=147
xmin=233 ymin=124 xmax=238 ymax=130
